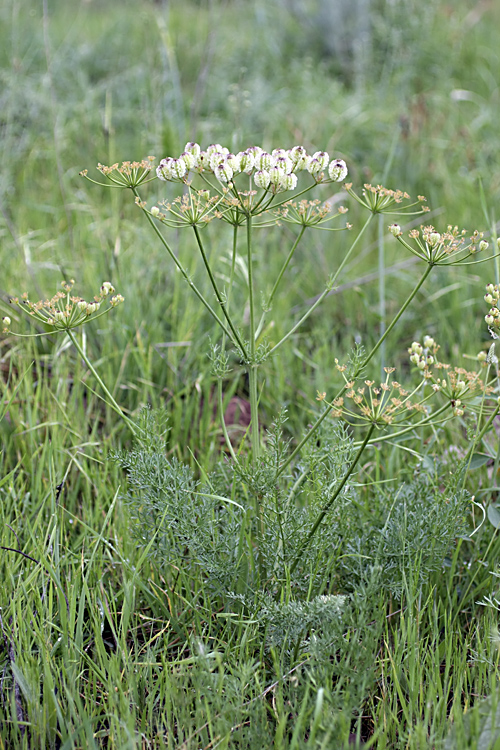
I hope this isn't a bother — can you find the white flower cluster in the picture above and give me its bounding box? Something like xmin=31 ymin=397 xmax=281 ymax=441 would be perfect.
xmin=156 ymin=142 xmax=348 ymax=193
xmin=9 ymin=280 xmax=124 ymax=334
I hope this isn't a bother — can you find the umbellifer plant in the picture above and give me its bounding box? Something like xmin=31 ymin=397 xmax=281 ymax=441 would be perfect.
xmin=6 ymin=142 xmax=500 ymax=651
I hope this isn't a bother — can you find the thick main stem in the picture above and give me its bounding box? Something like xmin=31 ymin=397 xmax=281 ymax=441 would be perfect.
xmin=246 ymin=214 xmax=260 ymax=463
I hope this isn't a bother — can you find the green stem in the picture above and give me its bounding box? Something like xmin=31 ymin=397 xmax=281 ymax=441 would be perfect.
xmin=255 ymin=226 xmax=307 ymax=339
xmin=268 ymin=214 xmax=374 ymax=356
xmin=268 ymin=286 xmax=331 ymax=357
xmin=66 ymin=329 xmax=137 ymax=436
xmin=192 ymin=225 xmax=248 ymax=358
xmin=363 ymin=258 xmax=434 ymax=368
xmin=351 ymin=402 xmax=452 ymax=448
xmin=245 ymin=214 xmax=260 ymax=463
xmin=378 ymin=214 xmax=386 ymax=375
xmin=276 ymin=263 xmax=434 ymax=478
xmin=217 ymin=378 xmax=238 ymax=463
xmin=464 ymin=403 xmax=500 ymax=466
xmin=133 ymin=190 xmax=234 ymax=342
xmin=288 ymin=422 xmax=376 ymax=576
xmin=330 ymin=213 xmax=375 ymax=287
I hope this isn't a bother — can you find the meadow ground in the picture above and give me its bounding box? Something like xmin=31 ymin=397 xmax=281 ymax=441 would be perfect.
xmin=1 ymin=1 xmax=500 ymax=747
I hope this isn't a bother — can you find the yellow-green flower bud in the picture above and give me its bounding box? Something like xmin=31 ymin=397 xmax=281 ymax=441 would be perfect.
xmin=151 ymin=206 xmax=160 ymax=217
xmin=2 ymin=316 xmax=11 ymax=327
xmin=423 ymin=335 xmax=436 ymax=349
xmin=479 ymin=240 xmax=489 ymax=252
xmin=389 ymin=223 xmax=402 ymax=237
xmin=100 ymin=282 xmax=115 ymax=296
xmin=409 ymin=341 xmax=423 ymax=355
xmin=477 ymin=350 xmax=487 ymax=363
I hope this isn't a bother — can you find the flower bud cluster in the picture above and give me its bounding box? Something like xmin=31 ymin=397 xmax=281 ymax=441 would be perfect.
xmin=328 ymin=331 xmax=494 ymax=428
xmin=9 ymin=280 xmax=124 ymax=333
xmin=408 ymin=335 xmax=491 ymax=416
xmin=408 ymin=337 xmax=437 ymax=370
xmin=329 ymin=365 xmax=431 ymax=427
xmin=82 ymin=158 xmax=156 ymax=189
xmin=390 ymin=223 xmax=492 ymax=266
xmin=276 ymin=199 xmax=349 ymax=228
xmin=484 ymin=283 xmax=500 ymax=328
xmin=156 ymin=142 xmax=348 ymax=193
xmin=345 ymin=184 xmax=428 ymax=216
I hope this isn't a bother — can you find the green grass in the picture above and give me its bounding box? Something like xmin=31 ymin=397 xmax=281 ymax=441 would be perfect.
xmin=2 ymin=0 xmax=500 ymax=747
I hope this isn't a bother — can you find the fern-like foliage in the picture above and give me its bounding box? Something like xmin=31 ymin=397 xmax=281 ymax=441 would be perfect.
xmin=341 ymin=461 xmax=471 ymax=598
xmin=114 ymin=408 xmax=472 ymax=650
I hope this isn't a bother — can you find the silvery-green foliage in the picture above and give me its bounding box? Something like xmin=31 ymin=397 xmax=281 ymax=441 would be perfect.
xmin=116 ymin=408 xmax=358 ymax=601
xmin=341 ymin=462 xmax=471 ymax=598
xmin=113 ymin=442 xmax=200 ymax=562
xmin=234 ymin=412 xmax=356 ymax=592
xmin=258 ymin=592 xmax=346 ymax=649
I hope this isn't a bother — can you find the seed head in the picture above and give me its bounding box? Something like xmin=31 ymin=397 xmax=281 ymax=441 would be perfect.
xmin=254 ymin=170 xmax=271 ymax=190
xmin=184 ymin=141 xmax=201 ymax=158
xmin=328 ymin=159 xmax=348 ymax=182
